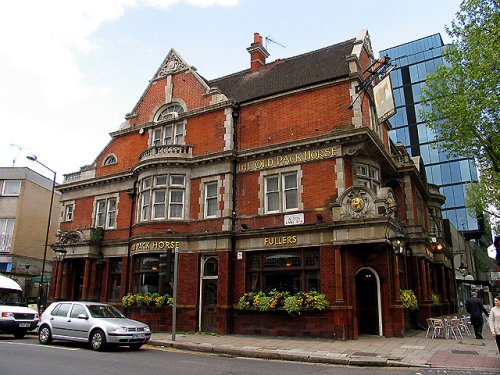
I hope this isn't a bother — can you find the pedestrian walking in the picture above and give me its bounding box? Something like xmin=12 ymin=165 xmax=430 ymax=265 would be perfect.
xmin=466 ymin=291 xmax=489 ymax=339
xmin=489 ymin=296 xmax=500 ymax=354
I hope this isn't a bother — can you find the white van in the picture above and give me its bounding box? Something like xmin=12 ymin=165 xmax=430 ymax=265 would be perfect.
xmin=0 ymin=274 xmax=39 ymax=338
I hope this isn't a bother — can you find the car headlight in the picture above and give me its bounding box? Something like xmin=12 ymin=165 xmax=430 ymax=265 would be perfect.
xmin=144 ymin=326 xmax=150 ymax=333
xmin=35 ymin=313 xmax=39 ymax=319
xmin=115 ymin=326 xmax=128 ymax=333
xmin=1 ymin=312 xmax=15 ymax=318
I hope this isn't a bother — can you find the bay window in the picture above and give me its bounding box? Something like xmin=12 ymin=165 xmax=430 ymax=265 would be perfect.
xmin=138 ymin=174 xmax=185 ymax=221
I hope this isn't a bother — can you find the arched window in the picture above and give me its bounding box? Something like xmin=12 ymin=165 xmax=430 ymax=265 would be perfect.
xmin=103 ymin=154 xmax=117 ymax=166
xmin=154 ymin=104 xmax=184 ymax=123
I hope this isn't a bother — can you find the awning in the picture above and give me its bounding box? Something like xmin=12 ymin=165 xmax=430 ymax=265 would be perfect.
xmin=31 ymin=274 xmax=52 ymax=284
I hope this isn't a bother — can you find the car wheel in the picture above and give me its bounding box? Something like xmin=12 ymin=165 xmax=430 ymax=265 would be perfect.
xmin=38 ymin=325 xmax=52 ymax=344
xmin=90 ymin=329 xmax=106 ymax=351
xmin=13 ymin=330 xmax=27 ymax=339
xmin=129 ymin=343 xmax=143 ymax=350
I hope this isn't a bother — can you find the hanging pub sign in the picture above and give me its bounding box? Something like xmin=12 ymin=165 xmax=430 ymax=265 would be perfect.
xmin=374 ymin=75 xmax=396 ymax=124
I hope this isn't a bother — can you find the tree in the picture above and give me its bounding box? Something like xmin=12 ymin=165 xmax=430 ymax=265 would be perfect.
xmin=421 ymin=0 xmax=500 ymax=233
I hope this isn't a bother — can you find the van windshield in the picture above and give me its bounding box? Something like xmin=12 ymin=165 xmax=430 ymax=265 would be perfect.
xmin=0 ymin=289 xmax=24 ymax=306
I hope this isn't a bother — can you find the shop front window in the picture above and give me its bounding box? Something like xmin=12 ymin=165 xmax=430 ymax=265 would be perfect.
xmin=107 ymin=259 xmax=122 ymax=301
xmin=247 ymin=249 xmax=320 ymax=294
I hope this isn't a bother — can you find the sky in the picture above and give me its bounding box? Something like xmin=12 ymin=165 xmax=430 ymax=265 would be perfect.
xmin=1 ymin=0 xmax=464 ymax=182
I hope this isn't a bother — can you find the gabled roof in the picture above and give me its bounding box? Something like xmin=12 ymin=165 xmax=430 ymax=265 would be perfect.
xmin=208 ymin=39 xmax=355 ymax=103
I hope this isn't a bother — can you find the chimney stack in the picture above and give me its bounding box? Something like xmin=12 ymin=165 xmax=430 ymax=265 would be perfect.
xmin=247 ymin=33 xmax=269 ymax=72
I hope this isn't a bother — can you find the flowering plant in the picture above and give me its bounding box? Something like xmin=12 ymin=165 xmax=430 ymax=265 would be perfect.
xmin=431 ymin=291 xmax=441 ymax=306
xmin=238 ymin=290 xmax=328 ymax=315
xmin=400 ymin=289 xmax=418 ymax=310
xmin=122 ymin=292 xmax=173 ymax=308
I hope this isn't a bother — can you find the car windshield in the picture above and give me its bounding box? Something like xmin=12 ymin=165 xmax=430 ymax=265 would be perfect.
xmin=87 ymin=304 xmax=126 ymax=319
xmin=0 ymin=289 xmax=24 ymax=306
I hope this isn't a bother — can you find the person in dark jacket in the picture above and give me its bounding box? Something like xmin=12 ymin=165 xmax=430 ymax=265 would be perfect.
xmin=466 ymin=291 xmax=489 ymax=339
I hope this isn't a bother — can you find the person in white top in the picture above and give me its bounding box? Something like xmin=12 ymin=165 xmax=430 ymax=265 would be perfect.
xmin=489 ymin=296 xmax=500 ymax=354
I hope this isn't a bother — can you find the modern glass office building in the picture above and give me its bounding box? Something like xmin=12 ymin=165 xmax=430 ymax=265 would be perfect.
xmin=380 ymin=34 xmax=481 ymax=236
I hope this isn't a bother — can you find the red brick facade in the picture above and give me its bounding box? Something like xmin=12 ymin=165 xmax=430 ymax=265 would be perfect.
xmin=50 ymin=30 xmax=457 ymax=340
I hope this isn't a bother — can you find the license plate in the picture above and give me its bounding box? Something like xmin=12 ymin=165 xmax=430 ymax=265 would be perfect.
xmin=132 ymin=333 xmax=145 ymax=339
xmin=19 ymin=323 xmax=30 ymax=328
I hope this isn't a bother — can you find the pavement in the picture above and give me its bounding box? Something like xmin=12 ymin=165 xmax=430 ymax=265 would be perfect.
xmin=149 ymin=329 xmax=500 ymax=371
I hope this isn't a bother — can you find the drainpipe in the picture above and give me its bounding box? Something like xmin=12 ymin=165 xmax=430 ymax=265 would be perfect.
xmin=229 ymin=103 xmax=240 ymax=334
xmin=124 ymin=185 xmax=136 ymax=315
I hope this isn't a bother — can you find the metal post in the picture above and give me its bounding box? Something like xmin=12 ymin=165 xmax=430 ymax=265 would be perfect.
xmin=27 ymin=156 xmax=56 ymax=314
xmin=172 ymin=246 xmax=179 ymax=341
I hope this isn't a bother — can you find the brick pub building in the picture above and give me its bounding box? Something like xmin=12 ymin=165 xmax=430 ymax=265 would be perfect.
xmin=50 ymin=30 xmax=458 ymax=339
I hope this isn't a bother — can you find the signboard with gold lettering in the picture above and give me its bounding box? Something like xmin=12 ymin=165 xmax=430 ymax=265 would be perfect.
xmin=237 ymin=147 xmax=336 ymax=173
xmin=131 ymin=241 xmax=180 ymax=253
xmin=264 ymin=236 xmax=297 ymax=246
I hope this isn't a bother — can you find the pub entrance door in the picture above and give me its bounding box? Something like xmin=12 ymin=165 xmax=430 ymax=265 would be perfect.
xmin=198 ymin=256 xmax=218 ymax=332
xmin=355 ymin=268 xmax=382 ymax=336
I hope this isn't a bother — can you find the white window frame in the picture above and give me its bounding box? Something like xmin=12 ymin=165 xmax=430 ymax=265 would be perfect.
xmin=95 ymin=197 xmax=117 ymax=229
xmin=64 ymin=204 xmax=74 ymax=222
xmin=138 ymin=174 xmax=186 ymax=222
xmin=2 ymin=180 xmax=21 ymax=196
xmin=0 ymin=218 xmax=15 ymax=252
xmin=354 ymin=162 xmax=380 ymax=194
xmin=264 ymin=171 xmax=299 ymax=214
xmin=204 ymin=181 xmax=218 ymax=218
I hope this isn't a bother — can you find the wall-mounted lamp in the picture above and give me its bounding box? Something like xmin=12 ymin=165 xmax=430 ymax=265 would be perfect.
xmin=241 ymin=224 xmax=249 ymax=230
xmin=458 ymin=263 xmax=468 ymax=277
xmin=53 ymin=246 xmax=67 ymax=262
xmin=316 ymin=213 xmax=323 ymax=222
xmin=166 ymin=228 xmax=173 ymax=234
xmin=389 ymin=231 xmax=406 ymax=254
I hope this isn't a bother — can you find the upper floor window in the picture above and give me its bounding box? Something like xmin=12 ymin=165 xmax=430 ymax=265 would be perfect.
xmin=0 ymin=218 xmax=15 ymax=252
xmin=103 ymin=154 xmax=117 ymax=166
xmin=354 ymin=163 xmax=380 ymax=194
xmin=139 ymin=174 xmax=185 ymax=222
xmin=265 ymin=172 xmax=298 ymax=213
xmin=95 ymin=197 xmax=117 ymax=229
xmin=2 ymin=180 xmax=21 ymax=196
xmin=204 ymin=181 xmax=218 ymax=218
xmin=152 ymin=123 xmax=184 ymax=146
xmin=64 ymin=204 xmax=74 ymax=222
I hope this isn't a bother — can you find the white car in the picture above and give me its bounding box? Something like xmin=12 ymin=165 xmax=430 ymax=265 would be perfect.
xmin=38 ymin=301 xmax=151 ymax=351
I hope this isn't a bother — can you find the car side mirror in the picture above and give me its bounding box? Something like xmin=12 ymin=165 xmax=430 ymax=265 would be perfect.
xmin=77 ymin=314 xmax=89 ymax=320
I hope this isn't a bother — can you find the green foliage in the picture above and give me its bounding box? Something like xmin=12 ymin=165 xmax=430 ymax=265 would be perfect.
xmin=420 ymin=0 xmax=500 ymax=232
xmin=122 ymin=292 xmax=172 ymax=308
xmin=400 ymin=289 xmax=418 ymax=310
xmin=90 ymin=227 xmax=104 ymax=243
xmin=431 ymin=291 xmax=441 ymax=306
xmin=238 ymin=290 xmax=328 ymax=315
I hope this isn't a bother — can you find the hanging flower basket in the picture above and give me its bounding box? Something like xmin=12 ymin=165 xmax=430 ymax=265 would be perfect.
xmin=431 ymin=291 xmax=441 ymax=306
xmin=400 ymin=289 xmax=418 ymax=310
xmin=237 ymin=289 xmax=329 ymax=315
xmin=122 ymin=292 xmax=173 ymax=308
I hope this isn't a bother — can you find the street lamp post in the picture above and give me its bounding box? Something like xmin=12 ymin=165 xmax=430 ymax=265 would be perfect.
xmin=26 ymin=155 xmax=56 ymax=313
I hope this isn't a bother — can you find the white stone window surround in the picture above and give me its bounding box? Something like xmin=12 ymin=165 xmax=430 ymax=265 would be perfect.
xmin=353 ymin=158 xmax=381 ymax=194
xmin=259 ymin=166 xmax=303 ymax=215
xmin=102 ymin=154 xmax=117 ymax=166
xmin=62 ymin=200 xmax=75 ymax=222
xmin=200 ymin=178 xmax=220 ymax=219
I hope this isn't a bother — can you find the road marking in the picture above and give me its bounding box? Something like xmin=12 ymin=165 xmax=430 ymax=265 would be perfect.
xmin=0 ymin=341 xmax=79 ymax=351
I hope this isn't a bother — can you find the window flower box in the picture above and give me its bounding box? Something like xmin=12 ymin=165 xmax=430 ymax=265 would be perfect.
xmin=237 ymin=290 xmax=329 ymax=315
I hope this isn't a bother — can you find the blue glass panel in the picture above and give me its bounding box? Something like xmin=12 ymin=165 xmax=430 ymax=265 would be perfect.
xmin=470 ymin=161 xmax=478 ymax=181
xmin=429 ymin=144 xmax=439 ymax=163
xmin=453 ymin=184 xmax=465 ymax=206
xmin=442 ymin=186 xmax=454 ymax=208
xmin=459 ymin=160 xmax=471 ymax=181
xmin=449 ymin=162 xmax=462 ymax=183
xmin=412 ymin=84 xmax=422 ymax=102
xmin=431 ymin=165 xmax=442 ymax=185
xmin=455 ymin=208 xmax=469 ymax=231
xmin=417 ymin=62 xmax=427 ymax=81
xmin=466 ymin=212 xmax=479 ymax=231
xmin=417 ymin=123 xmax=427 ymax=143
xmin=388 ymin=129 xmax=398 ymax=143
xmin=420 ymin=144 xmax=430 ymax=164
xmin=441 ymin=163 xmax=452 ymax=184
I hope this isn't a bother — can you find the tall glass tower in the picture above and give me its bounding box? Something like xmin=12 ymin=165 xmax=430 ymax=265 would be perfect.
xmin=380 ymin=34 xmax=481 ymax=237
